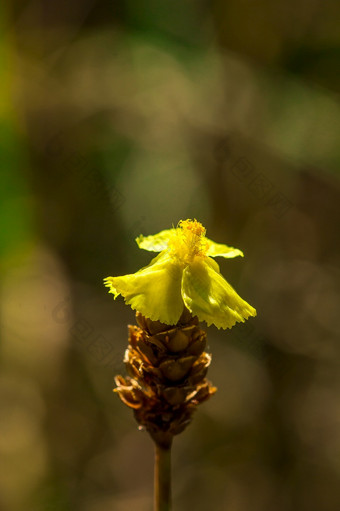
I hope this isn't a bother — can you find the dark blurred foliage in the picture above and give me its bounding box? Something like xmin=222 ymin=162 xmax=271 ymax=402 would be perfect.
xmin=1 ymin=1 xmax=340 ymax=510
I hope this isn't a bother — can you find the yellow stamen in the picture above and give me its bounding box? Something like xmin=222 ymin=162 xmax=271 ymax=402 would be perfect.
xmin=178 ymin=219 xmax=206 ymax=237
xmin=168 ymin=219 xmax=207 ymax=264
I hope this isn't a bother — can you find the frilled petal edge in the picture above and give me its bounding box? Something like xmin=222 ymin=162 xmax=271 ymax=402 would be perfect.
xmin=104 ymin=252 xmax=184 ymax=325
xmin=135 ymin=229 xmax=174 ymax=252
xmin=205 ymin=238 xmax=244 ymax=259
xmin=181 ymin=257 xmax=256 ymax=329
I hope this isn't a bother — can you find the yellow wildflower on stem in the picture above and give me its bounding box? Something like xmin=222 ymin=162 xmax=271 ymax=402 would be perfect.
xmin=104 ymin=219 xmax=256 ymax=511
xmin=104 ymin=219 xmax=256 ymax=329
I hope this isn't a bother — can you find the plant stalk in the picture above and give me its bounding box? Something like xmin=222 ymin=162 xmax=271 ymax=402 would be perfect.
xmin=154 ymin=441 xmax=172 ymax=511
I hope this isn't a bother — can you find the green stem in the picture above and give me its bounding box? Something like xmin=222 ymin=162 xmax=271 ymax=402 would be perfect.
xmin=154 ymin=442 xmax=172 ymax=511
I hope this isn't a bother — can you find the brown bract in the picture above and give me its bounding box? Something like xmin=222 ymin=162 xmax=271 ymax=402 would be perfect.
xmin=114 ymin=309 xmax=217 ymax=448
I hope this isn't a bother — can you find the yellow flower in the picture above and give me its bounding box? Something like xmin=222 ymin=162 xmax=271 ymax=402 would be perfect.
xmin=104 ymin=219 xmax=256 ymax=329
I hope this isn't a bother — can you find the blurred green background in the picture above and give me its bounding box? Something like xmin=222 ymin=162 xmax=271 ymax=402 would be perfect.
xmin=1 ymin=1 xmax=340 ymax=510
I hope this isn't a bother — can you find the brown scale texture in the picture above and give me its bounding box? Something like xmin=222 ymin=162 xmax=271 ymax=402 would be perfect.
xmin=114 ymin=308 xmax=217 ymax=448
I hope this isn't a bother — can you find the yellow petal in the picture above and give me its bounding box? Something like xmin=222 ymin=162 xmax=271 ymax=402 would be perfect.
xmin=104 ymin=252 xmax=184 ymax=325
xmin=136 ymin=229 xmax=174 ymax=252
xmin=181 ymin=257 xmax=256 ymax=329
xmin=205 ymin=238 xmax=244 ymax=259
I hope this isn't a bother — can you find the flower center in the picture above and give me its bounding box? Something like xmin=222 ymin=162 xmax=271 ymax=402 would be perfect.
xmin=168 ymin=219 xmax=207 ymax=264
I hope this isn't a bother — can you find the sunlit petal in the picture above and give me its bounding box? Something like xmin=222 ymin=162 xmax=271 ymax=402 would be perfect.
xmin=205 ymin=238 xmax=244 ymax=258
xmin=104 ymin=252 xmax=184 ymax=325
xmin=136 ymin=229 xmax=174 ymax=252
xmin=181 ymin=257 xmax=256 ymax=329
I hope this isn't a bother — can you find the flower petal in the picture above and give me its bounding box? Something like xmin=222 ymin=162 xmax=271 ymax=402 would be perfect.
xmin=104 ymin=252 xmax=184 ymax=325
xmin=181 ymin=257 xmax=256 ymax=329
xmin=136 ymin=229 xmax=174 ymax=252
xmin=205 ymin=238 xmax=244 ymax=259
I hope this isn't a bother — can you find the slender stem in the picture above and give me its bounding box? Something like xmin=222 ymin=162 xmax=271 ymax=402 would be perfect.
xmin=154 ymin=442 xmax=172 ymax=511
